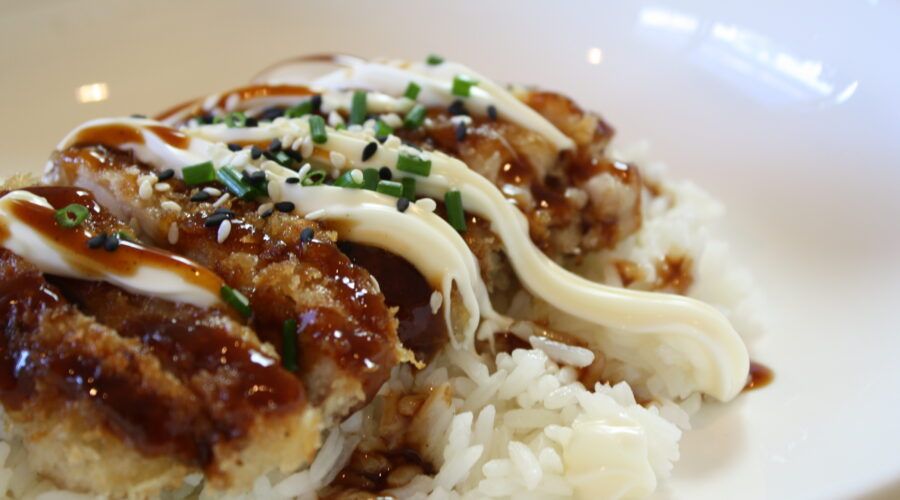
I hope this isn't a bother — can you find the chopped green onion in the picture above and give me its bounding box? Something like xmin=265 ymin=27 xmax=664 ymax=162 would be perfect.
xmin=349 ymin=91 xmax=367 ymax=126
xmin=375 ymin=180 xmax=403 ymax=198
xmin=362 ymin=168 xmax=379 ymax=190
xmin=308 ymin=115 xmax=328 ymax=144
xmin=221 ymin=285 xmax=252 ymax=317
xmin=333 ymin=170 xmax=363 ymax=188
xmin=274 ymin=151 xmax=294 ymax=168
xmin=117 ymin=230 xmax=134 ymax=242
xmin=444 ymin=189 xmax=467 ymax=232
xmin=285 ymin=100 xmax=312 ymax=118
xmin=426 ymin=54 xmax=444 ymax=65
xmin=335 ymin=123 xmax=347 ymax=130
xmin=403 ymin=104 xmax=428 ymax=130
xmin=301 ymin=169 xmax=327 ymax=186
xmin=212 ymin=115 xmax=225 ymax=124
xmin=216 ymin=166 xmax=261 ymax=200
xmin=404 ymin=82 xmax=421 ymax=100
xmin=451 ymin=75 xmax=479 ymax=97
xmin=281 ymin=319 xmax=298 ymax=372
xmin=224 ymin=111 xmax=248 ymax=128
xmin=396 ymin=152 xmax=432 ymax=176
xmin=54 ymin=204 xmax=89 ymax=228
xmin=375 ymin=119 xmax=393 ymax=137
xmin=401 ymin=177 xmax=416 ymax=199
xmin=182 ymin=161 xmax=216 ymax=185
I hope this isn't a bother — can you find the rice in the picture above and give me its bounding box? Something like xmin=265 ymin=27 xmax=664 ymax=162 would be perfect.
xmin=0 ymin=143 xmax=761 ymax=499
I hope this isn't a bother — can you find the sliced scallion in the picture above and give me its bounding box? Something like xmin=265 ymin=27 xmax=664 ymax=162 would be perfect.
xmin=281 ymin=319 xmax=298 ymax=372
xmin=54 ymin=204 xmax=89 ymax=228
xmin=350 ymin=91 xmax=367 ymax=126
xmin=217 ymin=166 xmax=261 ymax=200
xmin=444 ymin=189 xmax=467 ymax=232
xmin=404 ymin=104 xmax=428 ymax=130
xmin=182 ymin=161 xmax=216 ymax=186
xmin=221 ymin=285 xmax=252 ymax=317
xmin=451 ymin=75 xmax=478 ymax=97
xmin=224 ymin=111 xmax=248 ymax=128
xmin=375 ymin=119 xmax=393 ymax=137
xmin=333 ymin=170 xmax=363 ymax=188
xmin=375 ymin=180 xmax=403 ymax=198
xmin=401 ymin=177 xmax=416 ymax=200
xmin=396 ymin=152 xmax=432 ymax=176
xmin=362 ymin=168 xmax=379 ymax=190
xmin=426 ymin=54 xmax=444 ymax=65
xmin=308 ymin=115 xmax=328 ymax=144
xmin=301 ymin=169 xmax=327 ymax=186
xmin=404 ymin=82 xmax=421 ymax=100
xmin=285 ymin=100 xmax=312 ymax=118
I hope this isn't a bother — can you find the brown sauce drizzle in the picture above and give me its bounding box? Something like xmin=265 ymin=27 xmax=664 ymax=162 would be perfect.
xmin=336 ymin=242 xmax=449 ymax=363
xmin=147 ymin=125 xmax=191 ymax=149
xmin=744 ymin=361 xmax=774 ymax=392
xmin=69 ymin=123 xmax=190 ymax=151
xmin=3 ymin=187 xmax=223 ymax=298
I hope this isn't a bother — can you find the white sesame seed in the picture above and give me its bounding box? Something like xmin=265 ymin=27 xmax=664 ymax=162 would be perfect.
xmin=363 ymin=118 xmax=377 ymax=131
xmin=423 ymin=118 xmax=434 ymax=128
xmin=430 ymin=291 xmax=443 ymax=314
xmin=138 ymin=180 xmax=153 ymax=199
xmin=415 ymin=198 xmax=437 ymax=212
xmin=385 ymin=135 xmax=402 ymax=148
xmin=297 ymin=163 xmax=312 ymax=179
xmin=224 ymin=93 xmax=239 ymax=111
xmin=212 ymin=193 xmax=231 ymax=208
xmin=154 ymin=182 xmax=172 ymax=192
xmin=161 ymin=201 xmax=181 ymax=213
xmin=256 ymin=202 xmax=274 ymax=216
xmin=350 ymin=169 xmax=364 ymax=184
xmin=217 ymin=219 xmax=232 ymax=244
xmin=329 ymin=151 xmax=346 ymax=169
xmin=291 ymin=137 xmax=304 ymax=151
xmin=327 ymin=110 xmax=344 ymax=127
xmin=305 ymin=209 xmax=326 ymax=220
xmin=382 ymin=113 xmax=403 ymax=128
xmin=267 ymin=179 xmax=281 ymax=200
xmin=450 ymin=115 xmax=473 ymax=125
xmin=203 ymin=187 xmax=222 ymax=197
xmin=137 ymin=174 xmax=157 ymax=185
xmin=281 ymin=134 xmax=293 ymax=147
xmin=167 ymin=222 xmax=179 ymax=245
xmin=300 ymin=135 xmax=314 ymax=159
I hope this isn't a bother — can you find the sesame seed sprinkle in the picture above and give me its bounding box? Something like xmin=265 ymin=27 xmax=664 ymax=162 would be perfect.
xmin=217 ymin=219 xmax=232 ymax=244
xmin=362 ymin=142 xmax=378 ymax=162
xmin=138 ymin=180 xmax=153 ymax=199
xmin=104 ymin=234 xmax=120 ymax=252
xmin=161 ymin=201 xmax=181 ymax=213
xmin=430 ymin=290 xmax=443 ymax=314
xmin=250 ymin=145 xmax=263 ymax=160
xmin=378 ymin=166 xmax=392 ymax=180
xmin=396 ymin=197 xmax=410 ymax=212
xmin=204 ymin=213 xmax=228 ymax=227
xmin=260 ymin=208 xmax=274 ymax=218
xmin=286 ymin=177 xmax=301 ymax=184
xmin=154 ymin=182 xmax=172 ymax=192
xmin=86 ymin=233 xmax=107 ymax=249
xmin=190 ymin=191 xmax=211 ymax=202
xmin=300 ymin=227 xmax=314 ymax=245
xmin=275 ymin=201 xmax=295 ymax=213
xmin=329 ymin=151 xmax=346 ymax=169
xmin=350 ymin=169 xmax=364 ymax=184
xmin=156 ymin=169 xmax=175 ymax=181
xmin=256 ymin=202 xmax=274 ymax=216
xmin=268 ymin=138 xmax=282 ymax=153
xmin=487 ymin=105 xmax=498 ymax=121
xmin=167 ymin=222 xmax=179 ymax=244
xmin=415 ymin=198 xmax=437 ymax=212
xmin=212 ymin=193 xmax=231 ymax=208
xmin=300 ymin=136 xmax=314 ymax=159
xmin=203 ymin=187 xmax=223 ymax=197
xmin=227 ymin=143 xmax=242 ymax=152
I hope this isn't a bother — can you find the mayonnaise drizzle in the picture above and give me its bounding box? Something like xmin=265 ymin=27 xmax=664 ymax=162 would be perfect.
xmin=0 ymin=190 xmax=222 ymax=308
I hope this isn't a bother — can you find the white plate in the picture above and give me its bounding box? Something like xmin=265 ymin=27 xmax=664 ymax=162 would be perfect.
xmin=1 ymin=1 xmax=898 ymax=498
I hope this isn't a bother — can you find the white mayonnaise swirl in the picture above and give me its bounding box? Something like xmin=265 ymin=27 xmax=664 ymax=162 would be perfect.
xmin=0 ymin=190 xmax=221 ymax=308
xmin=49 ymin=114 xmax=749 ymax=401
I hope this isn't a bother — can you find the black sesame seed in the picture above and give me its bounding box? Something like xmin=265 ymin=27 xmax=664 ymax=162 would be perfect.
xmin=190 ymin=191 xmax=211 ymax=202
xmin=455 ymin=122 xmax=467 ymax=141
xmin=262 ymin=151 xmax=277 ymax=162
xmin=86 ymin=233 xmax=107 ymax=249
xmin=249 ymin=170 xmax=267 ymax=184
xmin=396 ymin=197 xmax=410 ymax=212
xmin=204 ymin=213 xmax=229 ymax=227
xmin=261 ymin=208 xmax=274 ymax=218
xmin=300 ymin=227 xmax=314 ymax=244
xmin=259 ymin=106 xmax=285 ymax=121
xmin=275 ymin=201 xmax=295 ymax=213
xmin=156 ymin=169 xmax=175 ymax=181
xmin=379 ymin=166 xmax=393 ymax=180
xmin=487 ymin=105 xmax=498 ymax=121
xmin=284 ymin=149 xmax=303 ymax=161
xmin=104 ymin=234 xmax=120 ymax=252
xmin=362 ymin=142 xmax=378 ymax=162
xmin=200 ymin=114 xmax=214 ymax=125
xmin=286 ymin=177 xmax=301 ymax=184
xmin=376 ymin=135 xmax=388 ymax=144
xmin=130 ymin=113 xmax=147 ymax=119
xmin=244 ymin=117 xmax=258 ymax=127
xmin=227 ymin=143 xmax=242 ymax=152
xmin=250 ymin=145 xmax=263 ymax=160
xmin=448 ymin=99 xmax=468 ymax=116
xmin=268 ymin=138 xmax=282 ymax=153
xmin=214 ymin=208 xmax=236 ymax=217
xmin=311 ymin=95 xmax=323 ymax=113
